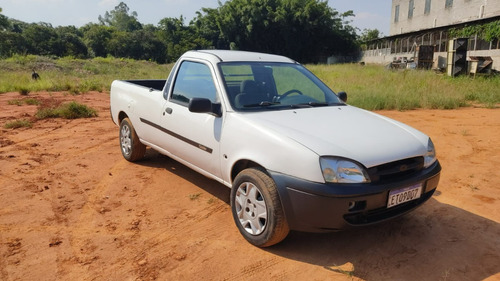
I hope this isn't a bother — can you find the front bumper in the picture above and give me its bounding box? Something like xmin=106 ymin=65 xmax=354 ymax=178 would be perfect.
xmin=269 ymin=161 xmax=441 ymax=232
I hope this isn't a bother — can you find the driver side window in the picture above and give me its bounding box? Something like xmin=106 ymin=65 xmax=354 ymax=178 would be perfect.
xmin=171 ymin=61 xmax=218 ymax=105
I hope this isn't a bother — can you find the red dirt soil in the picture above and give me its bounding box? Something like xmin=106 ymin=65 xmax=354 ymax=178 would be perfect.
xmin=0 ymin=91 xmax=499 ymax=281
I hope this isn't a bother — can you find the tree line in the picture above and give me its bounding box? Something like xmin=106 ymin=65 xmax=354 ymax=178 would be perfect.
xmin=0 ymin=1 xmax=363 ymax=64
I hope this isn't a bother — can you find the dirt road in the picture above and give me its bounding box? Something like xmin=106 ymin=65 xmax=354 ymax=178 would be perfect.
xmin=1 ymin=91 xmax=499 ymax=281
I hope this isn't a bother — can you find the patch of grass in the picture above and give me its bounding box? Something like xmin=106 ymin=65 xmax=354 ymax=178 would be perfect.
xmin=19 ymin=87 xmax=30 ymax=95
xmin=189 ymin=193 xmax=201 ymax=200
xmin=8 ymin=98 xmax=40 ymax=106
xmin=468 ymin=184 xmax=479 ymax=192
xmin=35 ymin=101 xmax=98 ymax=119
xmin=1 ymin=55 xmax=498 ymax=110
xmin=0 ymin=55 xmax=173 ymax=95
xmin=324 ymin=265 xmax=355 ymax=278
xmin=4 ymin=119 xmax=33 ymax=129
xmin=307 ymin=64 xmax=500 ymax=110
xmin=8 ymin=99 xmax=23 ymax=106
xmin=24 ymin=98 xmax=40 ymax=105
xmin=440 ymin=269 xmax=451 ymax=281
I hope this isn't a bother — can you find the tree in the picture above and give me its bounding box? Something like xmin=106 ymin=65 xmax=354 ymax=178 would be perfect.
xmin=99 ymin=2 xmax=142 ymax=32
xmin=81 ymin=23 xmax=113 ymax=57
xmin=55 ymin=26 xmax=88 ymax=58
xmin=107 ymin=31 xmax=133 ymax=58
xmin=23 ymin=23 xmax=62 ymax=56
xmin=360 ymin=28 xmax=380 ymax=42
xmin=192 ymin=8 xmax=226 ymax=49
xmin=107 ymin=29 xmax=166 ymax=63
xmin=0 ymin=31 xmax=26 ymax=57
xmin=158 ymin=16 xmax=211 ymax=62
xmin=192 ymin=0 xmax=359 ymax=63
xmin=8 ymin=19 xmax=29 ymax=33
xmin=0 ymin=7 xmax=10 ymax=31
xmin=131 ymin=29 xmax=167 ymax=63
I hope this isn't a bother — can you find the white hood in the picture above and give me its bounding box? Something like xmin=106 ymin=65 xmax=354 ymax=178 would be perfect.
xmin=244 ymin=106 xmax=429 ymax=168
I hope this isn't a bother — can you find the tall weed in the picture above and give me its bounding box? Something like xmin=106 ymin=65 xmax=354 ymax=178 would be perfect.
xmin=308 ymin=64 xmax=499 ymax=110
xmin=1 ymin=55 xmax=498 ymax=110
xmin=0 ymin=55 xmax=172 ymax=94
xmin=35 ymin=101 xmax=98 ymax=119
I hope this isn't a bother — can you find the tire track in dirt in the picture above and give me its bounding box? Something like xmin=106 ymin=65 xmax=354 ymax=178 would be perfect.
xmin=222 ymin=257 xmax=284 ymax=281
xmin=0 ymin=121 xmax=72 ymax=146
xmin=68 ymin=159 xmax=129 ymax=266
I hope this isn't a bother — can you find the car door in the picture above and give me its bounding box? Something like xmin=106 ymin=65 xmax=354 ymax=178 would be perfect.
xmin=157 ymin=59 xmax=223 ymax=179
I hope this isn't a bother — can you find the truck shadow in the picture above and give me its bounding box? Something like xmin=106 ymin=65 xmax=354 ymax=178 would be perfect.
xmin=139 ymin=150 xmax=231 ymax=203
xmin=269 ymin=198 xmax=500 ymax=280
xmin=137 ymin=151 xmax=499 ymax=280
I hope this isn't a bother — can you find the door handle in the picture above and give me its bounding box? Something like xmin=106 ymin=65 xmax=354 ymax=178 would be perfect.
xmin=165 ymin=107 xmax=173 ymax=115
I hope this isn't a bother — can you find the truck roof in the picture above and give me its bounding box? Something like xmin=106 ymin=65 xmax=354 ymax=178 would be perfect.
xmin=181 ymin=50 xmax=296 ymax=64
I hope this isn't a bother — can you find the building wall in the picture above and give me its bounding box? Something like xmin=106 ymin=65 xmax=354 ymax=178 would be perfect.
xmin=390 ymin=0 xmax=500 ymax=35
xmin=361 ymin=48 xmax=500 ymax=71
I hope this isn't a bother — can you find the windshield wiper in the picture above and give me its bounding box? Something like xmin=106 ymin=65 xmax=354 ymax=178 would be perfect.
xmin=290 ymin=102 xmax=345 ymax=108
xmin=290 ymin=102 xmax=329 ymax=108
xmin=243 ymin=101 xmax=281 ymax=108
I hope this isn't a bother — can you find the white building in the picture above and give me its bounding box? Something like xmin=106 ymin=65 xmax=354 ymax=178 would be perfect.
xmin=362 ymin=0 xmax=500 ymax=70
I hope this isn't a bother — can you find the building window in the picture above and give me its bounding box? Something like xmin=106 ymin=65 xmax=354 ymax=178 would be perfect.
xmin=425 ymin=0 xmax=431 ymax=14
xmin=395 ymin=5 xmax=400 ymax=22
xmin=408 ymin=0 xmax=414 ymax=19
xmin=445 ymin=0 xmax=453 ymax=8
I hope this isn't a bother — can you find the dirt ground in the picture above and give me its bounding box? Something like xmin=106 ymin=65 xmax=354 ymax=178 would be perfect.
xmin=0 ymin=91 xmax=499 ymax=281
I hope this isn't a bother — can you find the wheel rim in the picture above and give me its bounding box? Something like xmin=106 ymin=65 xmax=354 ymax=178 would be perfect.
xmin=235 ymin=182 xmax=267 ymax=235
xmin=120 ymin=124 xmax=132 ymax=156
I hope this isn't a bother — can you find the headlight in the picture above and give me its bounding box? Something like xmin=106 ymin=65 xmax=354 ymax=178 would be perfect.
xmin=424 ymin=138 xmax=437 ymax=168
xmin=320 ymin=157 xmax=370 ymax=183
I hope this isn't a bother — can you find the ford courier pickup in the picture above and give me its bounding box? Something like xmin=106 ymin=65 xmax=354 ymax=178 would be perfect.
xmin=110 ymin=50 xmax=441 ymax=247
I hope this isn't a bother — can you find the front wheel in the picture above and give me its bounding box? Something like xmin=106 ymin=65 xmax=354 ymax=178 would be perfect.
xmin=119 ymin=117 xmax=146 ymax=162
xmin=230 ymin=168 xmax=289 ymax=247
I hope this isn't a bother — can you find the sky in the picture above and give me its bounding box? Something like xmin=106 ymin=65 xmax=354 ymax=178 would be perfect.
xmin=0 ymin=0 xmax=392 ymax=36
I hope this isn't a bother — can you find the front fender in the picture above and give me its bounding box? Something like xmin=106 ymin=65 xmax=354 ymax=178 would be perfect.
xmin=221 ymin=113 xmax=323 ymax=185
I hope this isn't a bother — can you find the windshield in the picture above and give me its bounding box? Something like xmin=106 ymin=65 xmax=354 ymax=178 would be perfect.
xmin=219 ymin=62 xmax=344 ymax=111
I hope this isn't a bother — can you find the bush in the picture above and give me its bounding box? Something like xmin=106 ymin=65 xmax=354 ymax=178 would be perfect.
xmin=25 ymin=98 xmax=40 ymax=105
xmin=36 ymin=101 xmax=98 ymax=119
xmin=8 ymin=98 xmax=40 ymax=106
xmin=7 ymin=99 xmax=23 ymax=106
xmin=4 ymin=119 xmax=33 ymax=129
xmin=19 ymin=87 xmax=30 ymax=95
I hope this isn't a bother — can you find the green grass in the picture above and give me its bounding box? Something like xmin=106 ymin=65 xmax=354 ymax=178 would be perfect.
xmin=0 ymin=55 xmax=173 ymax=95
xmin=8 ymin=98 xmax=40 ymax=106
xmin=5 ymin=99 xmax=97 ymax=129
xmin=7 ymin=99 xmax=23 ymax=106
xmin=25 ymin=98 xmax=40 ymax=105
xmin=307 ymin=64 xmax=500 ymax=110
xmin=1 ymin=55 xmax=499 ymax=110
xmin=4 ymin=119 xmax=33 ymax=129
xmin=35 ymin=101 xmax=98 ymax=119
xmin=189 ymin=193 xmax=201 ymax=200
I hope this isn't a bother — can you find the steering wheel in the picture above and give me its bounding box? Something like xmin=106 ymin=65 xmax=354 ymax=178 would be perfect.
xmin=275 ymin=89 xmax=304 ymax=102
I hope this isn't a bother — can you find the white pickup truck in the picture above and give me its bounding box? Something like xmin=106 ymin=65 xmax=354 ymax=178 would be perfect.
xmin=110 ymin=50 xmax=441 ymax=247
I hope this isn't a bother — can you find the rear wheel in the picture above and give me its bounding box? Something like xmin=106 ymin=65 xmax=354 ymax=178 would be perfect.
xmin=231 ymin=167 xmax=289 ymax=247
xmin=119 ymin=117 xmax=146 ymax=162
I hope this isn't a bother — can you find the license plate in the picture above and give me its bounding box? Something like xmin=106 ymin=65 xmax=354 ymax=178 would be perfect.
xmin=387 ymin=183 xmax=422 ymax=208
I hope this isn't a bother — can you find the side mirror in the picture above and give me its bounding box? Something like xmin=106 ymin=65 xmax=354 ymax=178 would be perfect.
xmin=337 ymin=91 xmax=347 ymax=103
xmin=188 ymin=98 xmax=222 ymax=117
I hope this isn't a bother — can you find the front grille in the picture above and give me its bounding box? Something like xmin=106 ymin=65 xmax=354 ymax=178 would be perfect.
xmin=367 ymin=156 xmax=424 ymax=183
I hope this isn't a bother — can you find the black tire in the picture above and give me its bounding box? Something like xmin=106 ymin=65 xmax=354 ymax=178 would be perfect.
xmin=119 ymin=117 xmax=146 ymax=162
xmin=230 ymin=167 xmax=290 ymax=247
